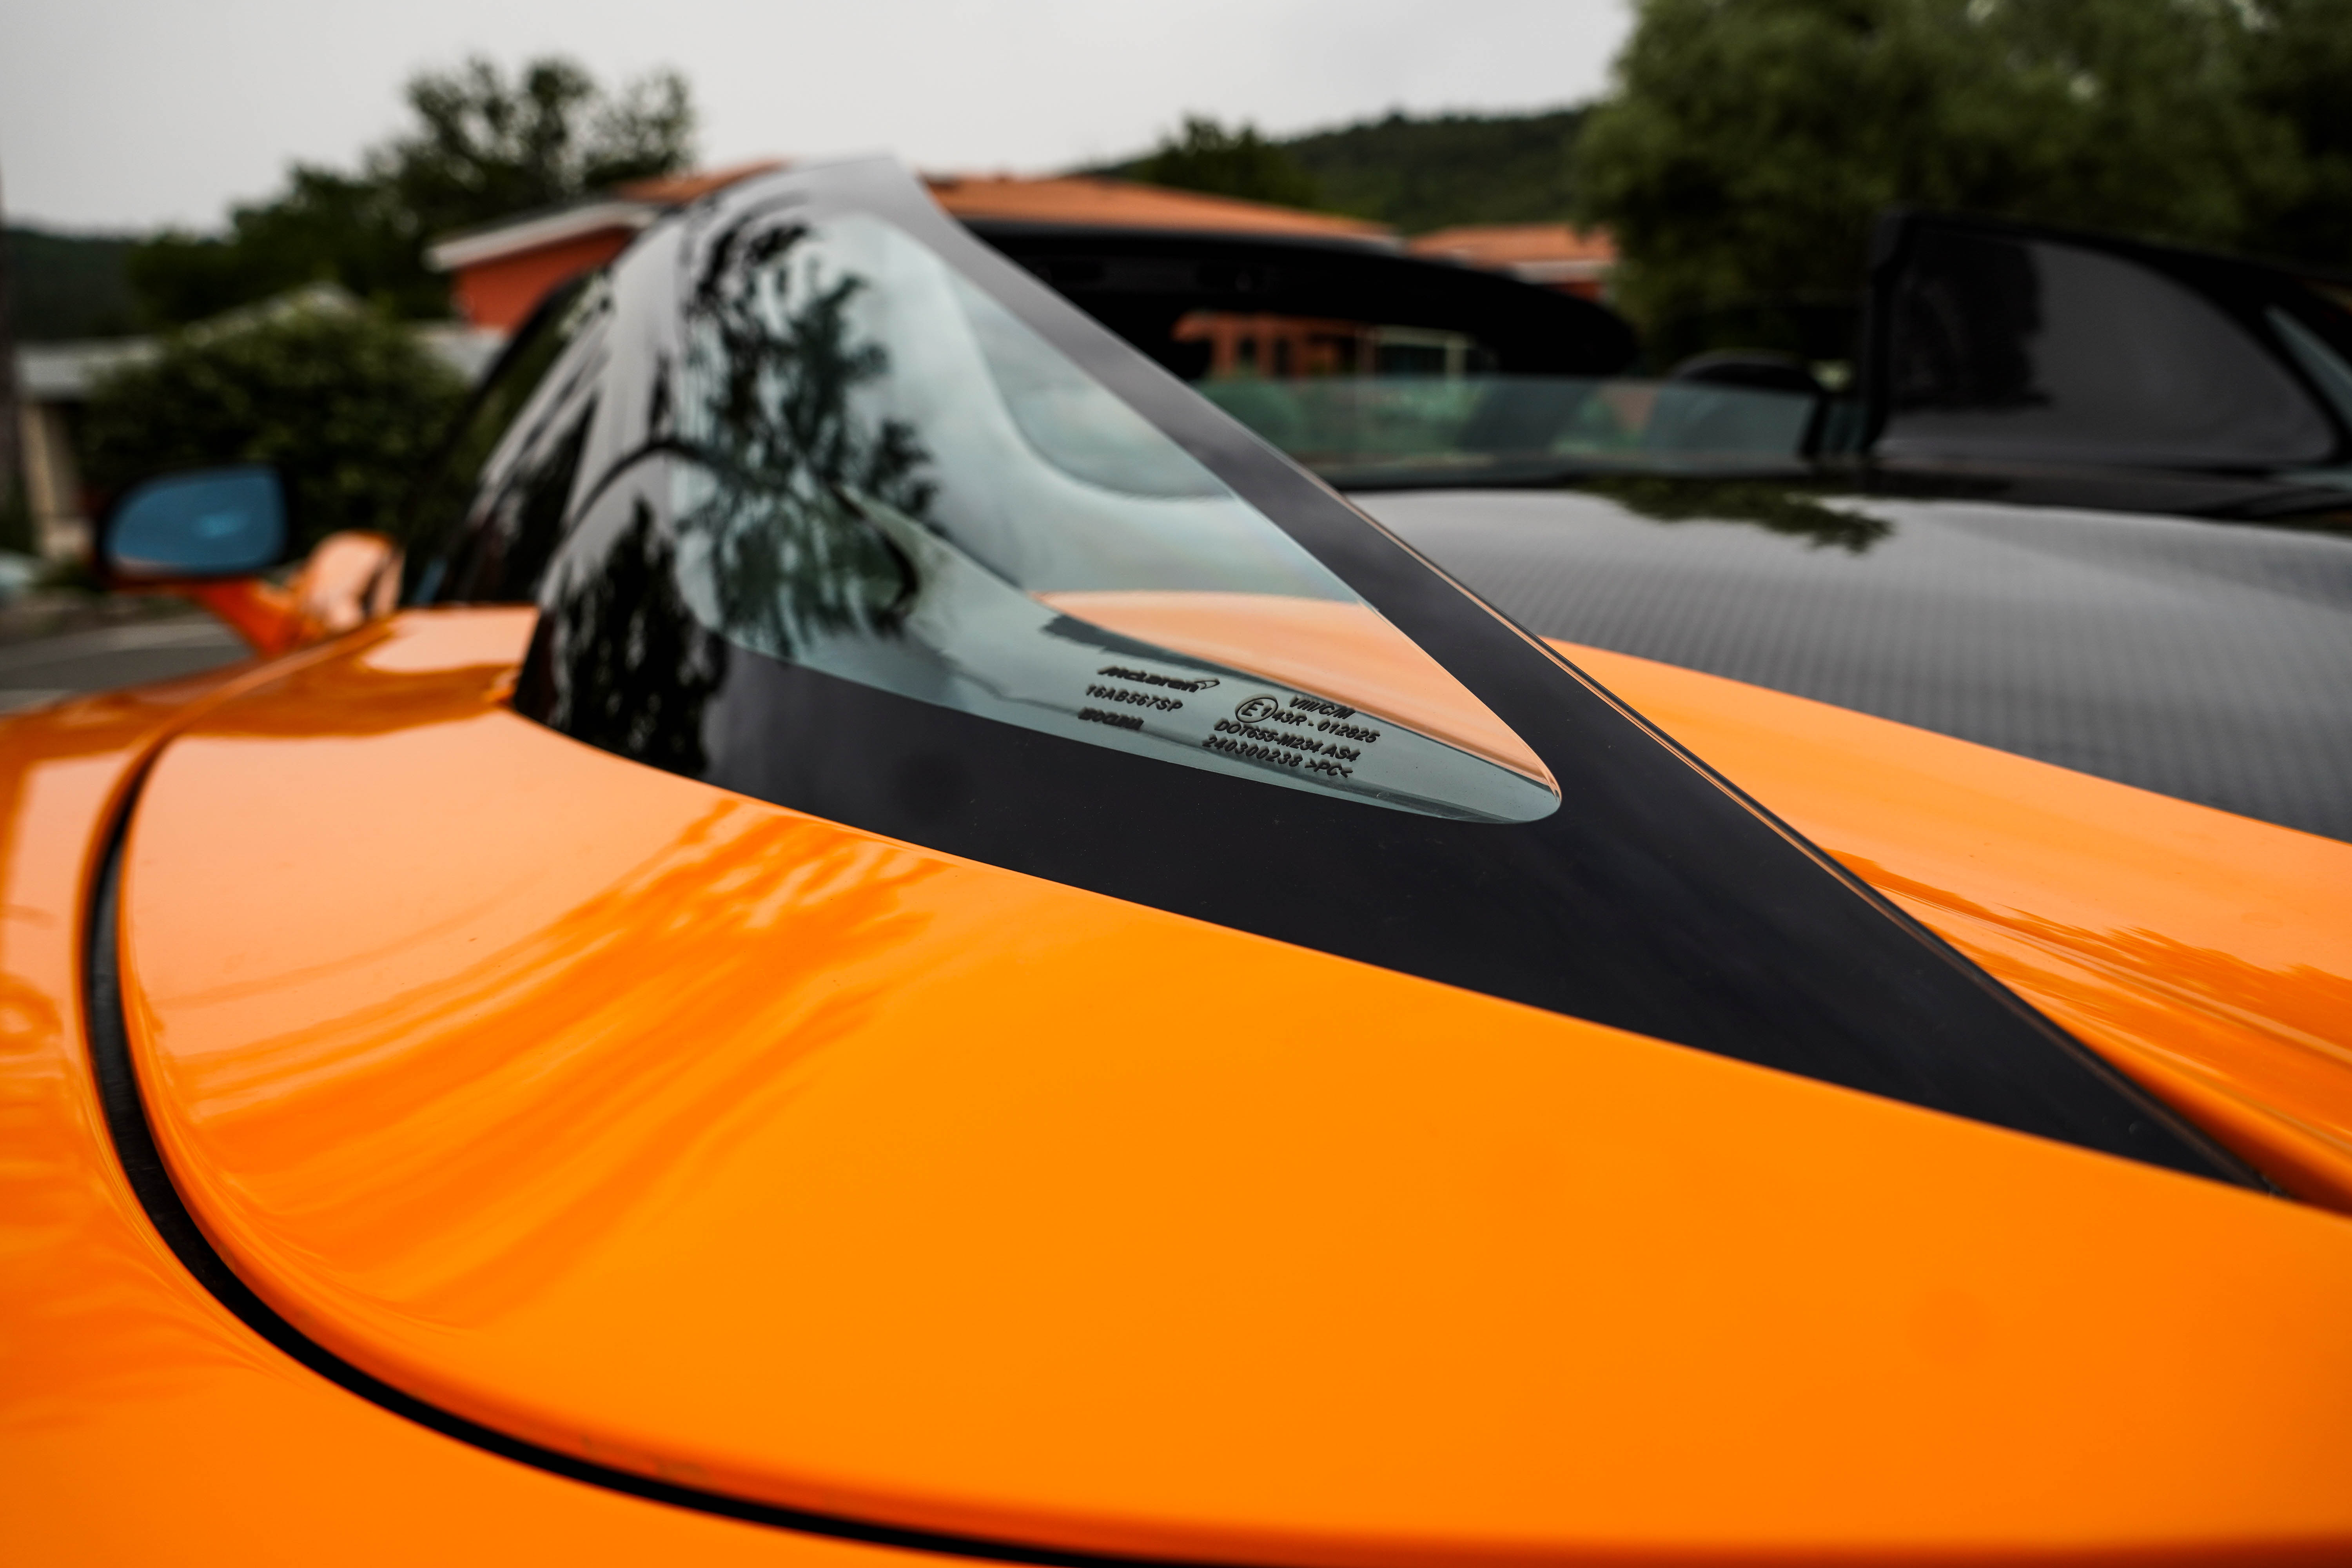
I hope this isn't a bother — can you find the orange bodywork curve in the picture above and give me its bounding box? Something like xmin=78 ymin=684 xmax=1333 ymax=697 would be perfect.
xmin=89 ymin=610 xmax=2352 ymax=1564
xmin=173 ymin=531 xmax=405 ymax=657
xmin=0 ymin=632 xmax=922 ymax=1564
xmin=1553 ymin=641 xmax=2352 ymax=1212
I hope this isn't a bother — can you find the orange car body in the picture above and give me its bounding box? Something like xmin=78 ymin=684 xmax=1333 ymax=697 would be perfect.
xmin=9 ymin=160 xmax=2352 ymax=1564
xmin=7 ymin=603 xmax=2350 ymax=1564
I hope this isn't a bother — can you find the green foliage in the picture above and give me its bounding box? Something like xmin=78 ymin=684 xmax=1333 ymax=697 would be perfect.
xmin=0 ymin=483 xmax=34 ymax=557
xmin=3 ymin=227 xmax=138 ymax=341
xmin=1131 ymin=117 xmax=1323 ymax=208
xmin=2241 ymin=0 xmax=2352 ymax=266
xmin=1114 ymin=110 xmax=1589 ymax=232
xmin=1283 ymin=110 xmax=1590 ymax=232
xmin=129 ymin=167 xmax=433 ymax=325
xmin=128 ymin=56 xmax=695 ymax=328
xmin=1574 ymin=0 xmax=2344 ymax=332
xmin=80 ymin=301 xmax=470 ymax=551
xmin=388 ymin=57 xmax=695 ymax=242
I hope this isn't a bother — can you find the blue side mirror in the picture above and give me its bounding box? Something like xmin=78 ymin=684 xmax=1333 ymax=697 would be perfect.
xmin=101 ymin=466 xmax=291 ymax=582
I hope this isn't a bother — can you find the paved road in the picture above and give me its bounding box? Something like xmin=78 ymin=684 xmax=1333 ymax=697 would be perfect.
xmin=0 ymin=616 xmax=251 ymax=715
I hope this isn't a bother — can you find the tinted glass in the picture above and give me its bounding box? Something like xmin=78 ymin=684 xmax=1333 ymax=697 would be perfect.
xmin=434 ymin=405 xmax=595 ymax=603
xmin=1201 ymin=375 xmax=1816 ymax=486
xmin=1880 ymin=232 xmax=2334 ymax=467
xmin=614 ymin=205 xmax=1556 ymax=822
xmin=411 ymin=277 xmax=610 ymax=603
xmin=2271 ymin=305 xmax=2352 ymax=441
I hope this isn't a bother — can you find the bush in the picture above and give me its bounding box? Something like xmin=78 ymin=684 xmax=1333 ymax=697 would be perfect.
xmin=81 ymin=297 xmax=470 ymax=554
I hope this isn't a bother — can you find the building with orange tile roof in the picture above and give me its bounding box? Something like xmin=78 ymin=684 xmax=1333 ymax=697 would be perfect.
xmin=424 ymin=162 xmax=786 ymax=331
xmin=427 ymin=165 xmax=1398 ymax=333
xmin=1407 ymin=223 xmax=1616 ymax=300
xmin=923 ymin=174 xmax=1393 ymax=245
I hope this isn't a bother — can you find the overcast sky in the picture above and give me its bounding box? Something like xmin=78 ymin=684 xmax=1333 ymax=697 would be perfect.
xmin=0 ymin=0 xmax=1632 ymax=233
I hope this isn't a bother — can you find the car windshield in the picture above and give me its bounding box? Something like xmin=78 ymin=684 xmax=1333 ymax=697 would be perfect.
xmin=1198 ymin=373 xmax=1820 ymax=488
xmin=649 ymin=205 xmax=1558 ymax=823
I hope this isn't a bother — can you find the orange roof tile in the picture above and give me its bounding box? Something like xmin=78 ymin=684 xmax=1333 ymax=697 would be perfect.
xmin=925 ymin=174 xmax=1393 ymax=243
xmin=1408 ymin=223 xmax=1615 ymax=267
xmin=614 ymin=160 xmax=790 ymax=205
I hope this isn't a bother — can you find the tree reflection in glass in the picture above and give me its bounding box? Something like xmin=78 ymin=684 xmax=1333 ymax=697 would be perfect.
xmin=673 ymin=217 xmax=933 ymax=659
xmin=526 ymin=497 xmax=727 ymax=777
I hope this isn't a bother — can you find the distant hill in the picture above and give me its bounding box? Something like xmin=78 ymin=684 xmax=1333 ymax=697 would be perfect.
xmin=1280 ymin=109 xmax=1588 ymax=234
xmin=1105 ymin=107 xmax=1590 ymax=236
xmin=5 ymin=226 xmax=140 ymax=341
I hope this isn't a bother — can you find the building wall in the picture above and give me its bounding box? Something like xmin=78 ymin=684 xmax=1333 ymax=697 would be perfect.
xmin=451 ymin=230 xmax=635 ymax=332
xmin=16 ymin=401 xmax=88 ymax=559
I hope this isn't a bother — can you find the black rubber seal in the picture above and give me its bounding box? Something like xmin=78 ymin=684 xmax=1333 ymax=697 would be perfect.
xmin=80 ymin=776 xmax=1256 ymax=1568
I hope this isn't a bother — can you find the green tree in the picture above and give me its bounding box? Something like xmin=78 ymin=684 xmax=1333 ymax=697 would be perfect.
xmin=386 ymin=57 xmax=693 ymax=243
xmin=1574 ymin=0 xmax=2305 ymax=334
xmin=128 ymin=56 xmax=695 ymax=327
xmin=129 ymin=167 xmax=430 ymax=324
xmin=81 ymin=299 xmax=470 ymax=552
xmin=1132 ymin=116 xmax=1323 ymax=208
xmin=2241 ymin=0 xmax=2352 ymax=267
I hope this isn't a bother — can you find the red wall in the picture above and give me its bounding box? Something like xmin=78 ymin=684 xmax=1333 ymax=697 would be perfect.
xmin=450 ymin=230 xmax=637 ymax=332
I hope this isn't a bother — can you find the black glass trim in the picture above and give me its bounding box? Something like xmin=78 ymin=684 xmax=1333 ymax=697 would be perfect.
xmin=520 ymin=160 xmax=2261 ymax=1187
xmin=80 ymin=773 xmax=1280 ymax=1568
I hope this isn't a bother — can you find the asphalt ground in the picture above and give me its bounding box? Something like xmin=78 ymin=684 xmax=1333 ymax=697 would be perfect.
xmin=0 ymin=614 xmax=251 ymax=715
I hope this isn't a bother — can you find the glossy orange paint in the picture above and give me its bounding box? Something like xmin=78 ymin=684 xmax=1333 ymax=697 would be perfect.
xmin=104 ymin=610 xmax=2352 ymax=1564
xmin=1557 ymin=641 xmax=2352 ymax=1211
xmin=169 ymin=531 xmax=405 ymax=656
xmin=0 ymin=630 xmax=924 ymax=1564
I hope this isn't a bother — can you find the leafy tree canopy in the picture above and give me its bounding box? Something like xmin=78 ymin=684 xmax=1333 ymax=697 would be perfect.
xmin=1131 ymin=117 xmax=1323 ymax=209
xmin=1574 ymin=0 xmax=2349 ymax=333
xmin=81 ymin=299 xmax=471 ymax=551
xmin=129 ymin=56 xmax=695 ymax=327
xmin=2 ymin=227 xmax=138 ymax=341
xmin=2239 ymin=0 xmax=2352 ymax=265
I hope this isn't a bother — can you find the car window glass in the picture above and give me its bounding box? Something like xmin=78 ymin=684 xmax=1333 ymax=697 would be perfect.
xmin=410 ymin=277 xmax=611 ymax=602
xmin=1879 ymin=233 xmax=2334 ymax=466
xmin=556 ymin=209 xmax=1556 ymax=823
xmin=2270 ymin=306 xmax=2352 ymax=438
xmin=434 ymin=402 xmax=596 ymax=604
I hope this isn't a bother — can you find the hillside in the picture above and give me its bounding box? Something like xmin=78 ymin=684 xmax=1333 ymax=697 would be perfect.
xmin=5 ymin=226 xmax=140 ymax=341
xmin=1105 ymin=107 xmax=1590 ymax=236
xmin=1279 ymin=109 xmax=1588 ymax=234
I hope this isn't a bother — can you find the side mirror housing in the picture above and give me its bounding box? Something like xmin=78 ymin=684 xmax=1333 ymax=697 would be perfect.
xmin=99 ymin=466 xmax=292 ymax=582
xmin=96 ymin=466 xmax=401 ymax=657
